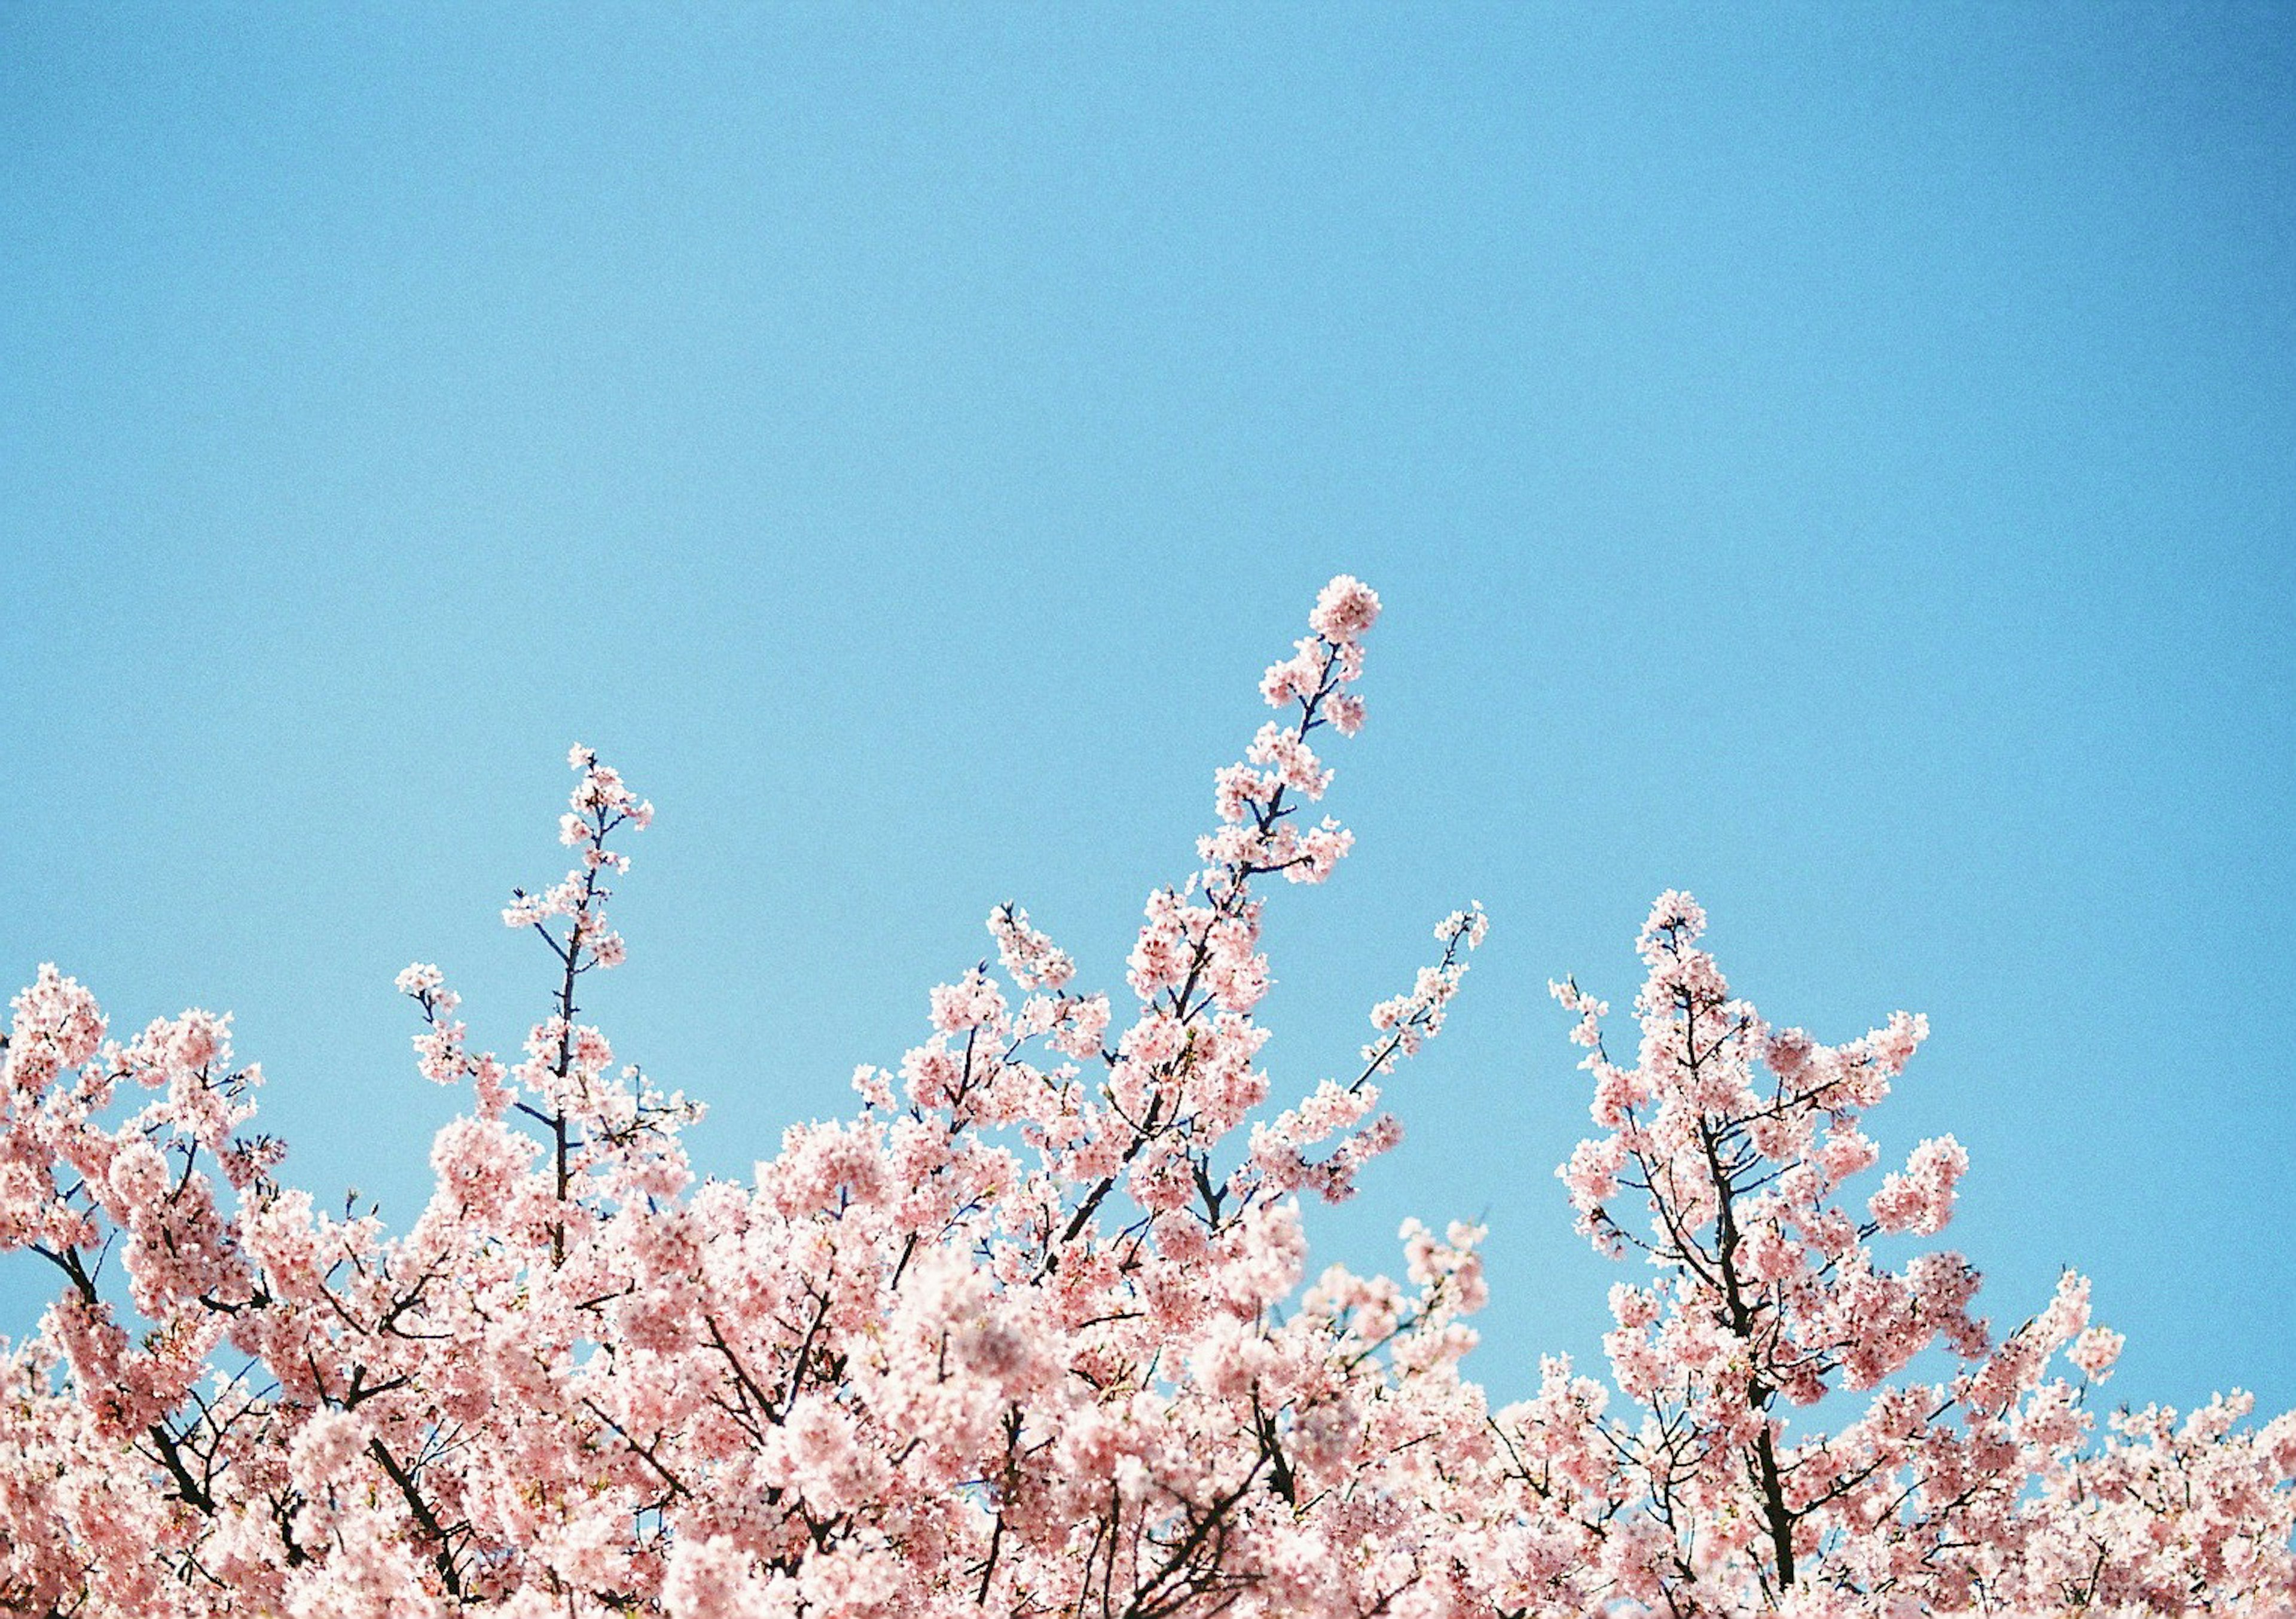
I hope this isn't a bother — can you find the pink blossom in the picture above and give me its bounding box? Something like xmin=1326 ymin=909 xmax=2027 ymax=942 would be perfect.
xmin=2070 ymin=1324 xmax=2126 ymax=1381
xmin=1308 ymin=573 xmax=1381 ymax=642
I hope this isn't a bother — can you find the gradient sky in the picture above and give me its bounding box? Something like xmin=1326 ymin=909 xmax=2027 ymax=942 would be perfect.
xmin=4 ymin=4 xmax=2291 ymax=1417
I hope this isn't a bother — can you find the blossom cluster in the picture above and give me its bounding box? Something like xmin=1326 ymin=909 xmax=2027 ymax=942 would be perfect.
xmin=0 ymin=578 xmax=2288 ymax=1618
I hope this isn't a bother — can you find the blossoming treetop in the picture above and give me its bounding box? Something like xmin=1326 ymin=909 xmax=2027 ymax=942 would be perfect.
xmin=2 ymin=576 xmax=2289 ymax=1617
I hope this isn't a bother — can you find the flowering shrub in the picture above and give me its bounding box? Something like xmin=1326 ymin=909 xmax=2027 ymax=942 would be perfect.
xmin=2 ymin=577 xmax=2289 ymax=1617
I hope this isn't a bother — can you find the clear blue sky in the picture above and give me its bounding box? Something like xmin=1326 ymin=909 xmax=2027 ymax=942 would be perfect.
xmin=4 ymin=5 xmax=2291 ymax=1416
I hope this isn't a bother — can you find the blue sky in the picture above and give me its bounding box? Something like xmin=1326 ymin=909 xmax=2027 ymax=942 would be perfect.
xmin=3 ymin=5 xmax=2291 ymax=1416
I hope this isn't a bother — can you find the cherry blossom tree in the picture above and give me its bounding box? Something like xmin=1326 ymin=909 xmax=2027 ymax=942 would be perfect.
xmin=2 ymin=576 xmax=2289 ymax=1618
xmin=1507 ymin=900 xmax=2296 ymax=1614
